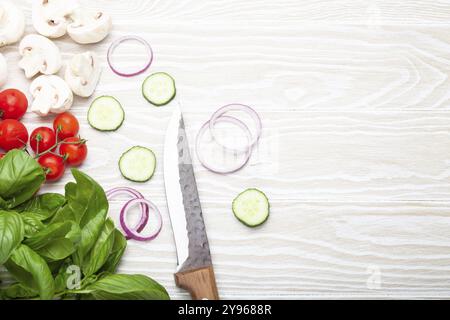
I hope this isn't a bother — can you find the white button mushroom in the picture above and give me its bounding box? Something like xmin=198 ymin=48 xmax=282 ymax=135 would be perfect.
xmin=0 ymin=53 xmax=7 ymax=87
xmin=65 ymin=51 xmax=101 ymax=97
xmin=67 ymin=8 xmax=112 ymax=44
xmin=30 ymin=75 xmax=73 ymax=116
xmin=32 ymin=0 xmax=79 ymax=38
xmin=18 ymin=34 xmax=62 ymax=79
xmin=0 ymin=1 xmax=26 ymax=47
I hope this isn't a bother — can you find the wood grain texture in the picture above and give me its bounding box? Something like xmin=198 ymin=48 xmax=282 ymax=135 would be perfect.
xmin=175 ymin=266 xmax=220 ymax=300
xmin=2 ymin=0 xmax=450 ymax=299
xmin=15 ymin=0 xmax=450 ymax=24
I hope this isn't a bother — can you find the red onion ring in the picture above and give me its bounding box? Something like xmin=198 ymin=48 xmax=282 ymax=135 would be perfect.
xmin=106 ymin=186 xmax=145 ymax=200
xmin=196 ymin=115 xmax=252 ymax=174
xmin=106 ymin=187 xmax=149 ymax=237
xmin=107 ymin=36 xmax=153 ymax=77
xmin=209 ymin=104 xmax=262 ymax=153
xmin=120 ymin=198 xmax=162 ymax=241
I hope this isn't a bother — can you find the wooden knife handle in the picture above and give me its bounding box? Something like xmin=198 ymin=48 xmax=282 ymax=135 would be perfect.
xmin=175 ymin=266 xmax=219 ymax=300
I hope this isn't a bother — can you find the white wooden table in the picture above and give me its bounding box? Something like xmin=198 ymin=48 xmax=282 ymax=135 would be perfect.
xmin=5 ymin=0 xmax=450 ymax=299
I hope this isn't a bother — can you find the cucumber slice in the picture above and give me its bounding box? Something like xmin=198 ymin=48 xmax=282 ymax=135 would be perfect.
xmin=232 ymin=188 xmax=270 ymax=227
xmin=119 ymin=146 xmax=156 ymax=182
xmin=88 ymin=96 xmax=125 ymax=131
xmin=142 ymin=72 xmax=176 ymax=106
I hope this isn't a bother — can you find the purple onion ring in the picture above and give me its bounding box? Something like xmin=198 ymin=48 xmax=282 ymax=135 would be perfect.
xmin=107 ymin=36 xmax=153 ymax=77
xmin=120 ymin=198 xmax=162 ymax=242
xmin=208 ymin=103 xmax=262 ymax=153
xmin=196 ymin=115 xmax=253 ymax=174
xmin=106 ymin=187 xmax=149 ymax=237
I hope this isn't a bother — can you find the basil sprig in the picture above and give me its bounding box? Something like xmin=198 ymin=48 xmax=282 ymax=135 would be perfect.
xmin=0 ymin=150 xmax=169 ymax=300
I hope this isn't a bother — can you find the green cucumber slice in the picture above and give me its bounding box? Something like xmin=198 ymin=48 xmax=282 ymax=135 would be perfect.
xmin=142 ymin=72 xmax=176 ymax=106
xmin=88 ymin=96 xmax=125 ymax=131
xmin=119 ymin=146 xmax=156 ymax=182
xmin=232 ymin=188 xmax=270 ymax=227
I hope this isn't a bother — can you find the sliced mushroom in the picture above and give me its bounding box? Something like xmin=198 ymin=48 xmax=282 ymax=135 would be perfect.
xmin=18 ymin=34 xmax=62 ymax=79
xmin=30 ymin=75 xmax=73 ymax=116
xmin=67 ymin=8 xmax=112 ymax=44
xmin=32 ymin=0 xmax=79 ymax=38
xmin=65 ymin=51 xmax=101 ymax=97
xmin=0 ymin=1 xmax=26 ymax=47
xmin=0 ymin=53 xmax=7 ymax=87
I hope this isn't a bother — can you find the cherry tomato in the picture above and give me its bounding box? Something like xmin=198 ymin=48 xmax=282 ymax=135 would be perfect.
xmin=59 ymin=137 xmax=88 ymax=166
xmin=30 ymin=127 xmax=56 ymax=154
xmin=0 ymin=119 xmax=29 ymax=151
xmin=38 ymin=154 xmax=65 ymax=181
xmin=0 ymin=89 xmax=28 ymax=120
xmin=0 ymin=152 xmax=5 ymax=159
xmin=53 ymin=112 xmax=79 ymax=141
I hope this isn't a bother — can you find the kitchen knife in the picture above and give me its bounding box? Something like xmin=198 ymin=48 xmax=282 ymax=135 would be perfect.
xmin=163 ymin=104 xmax=219 ymax=300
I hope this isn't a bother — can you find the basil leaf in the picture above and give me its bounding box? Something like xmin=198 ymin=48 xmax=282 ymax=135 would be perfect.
xmin=36 ymin=239 xmax=75 ymax=262
xmin=53 ymin=170 xmax=109 ymax=266
xmin=54 ymin=261 xmax=80 ymax=293
xmin=53 ymin=170 xmax=108 ymax=226
xmin=65 ymin=222 xmax=81 ymax=245
xmin=100 ymin=230 xmax=127 ymax=273
xmin=54 ymin=269 xmax=69 ymax=294
xmin=0 ymin=150 xmax=45 ymax=209
xmin=24 ymin=221 xmax=73 ymax=250
xmin=78 ymin=274 xmax=170 ymax=300
xmin=82 ymin=219 xmax=115 ymax=277
xmin=16 ymin=193 xmax=66 ymax=221
xmin=0 ymin=211 xmax=24 ymax=264
xmin=72 ymin=213 xmax=105 ymax=267
xmin=73 ymin=169 xmax=108 ymax=227
xmin=4 ymin=244 xmax=55 ymax=300
xmin=24 ymin=222 xmax=76 ymax=262
xmin=50 ymin=183 xmax=78 ymax=223
xmin=0 ymin=283 xmax=37 ymax=299
xmin=21 ymin=212 xmax=45 ymax=237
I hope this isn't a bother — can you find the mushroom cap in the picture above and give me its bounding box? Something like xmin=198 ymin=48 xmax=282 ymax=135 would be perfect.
xmin=65 ymin=51 xmax=101 ymax=97
xmin=18 ymin=34 xmax=62 ymax=78
xmin=0 ymin=1 xmax=26 ymax=47
xmin=32 ymin=0 xmax=79 ymax=38
xmin=30 ymin=75 xmax=73 ymax=116
xmin=0 ymin=53 xmax=7 ymax=87
xmin=67 ymin=9 xmax=112 ymax=44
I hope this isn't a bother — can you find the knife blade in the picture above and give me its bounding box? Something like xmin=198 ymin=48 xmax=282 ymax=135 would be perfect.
xmin=163 ymin=104 xmax=219 ymax=300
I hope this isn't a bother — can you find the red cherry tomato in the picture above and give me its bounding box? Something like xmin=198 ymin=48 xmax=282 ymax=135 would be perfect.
xmin=0 ymin=119 xmax=29 ymax=151
xmin=59 ymin=137 xmax=87 ymax=166
xmin=0 ymin=152 xmax=5 ymax=159
xmin=53 ymin=112 xmax=79 ymax=141
xmin=0 ymin=89 xmax=28 ymax=120
xmin=38 ymin=154 xmax=66 ymax=181
xmin=30 ymin=127 xmax=56 ymax=154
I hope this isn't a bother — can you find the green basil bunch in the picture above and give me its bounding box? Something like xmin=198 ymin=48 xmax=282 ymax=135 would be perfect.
xmin=0 ymin=150 xmax=169 ymax=300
